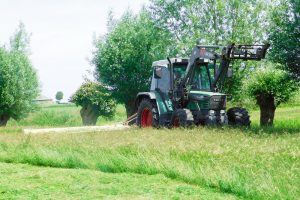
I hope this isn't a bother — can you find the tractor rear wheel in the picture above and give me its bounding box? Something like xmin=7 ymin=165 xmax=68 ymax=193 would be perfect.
xmin=171 ymin=109 xmax=194 ymax=128
xmin=227 ymin=107 xmax=251 ymax=126
xmin=137 ymin=99 xmax=159 ymax=128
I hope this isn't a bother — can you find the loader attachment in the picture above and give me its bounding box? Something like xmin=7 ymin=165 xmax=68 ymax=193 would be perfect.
xmin=213 ymin=43 xmax=270 ymax=90
xmin=223 ymin=43 xmax=270 ymax=61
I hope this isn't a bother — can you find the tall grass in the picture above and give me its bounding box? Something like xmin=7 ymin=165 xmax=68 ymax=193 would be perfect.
xmin=7 ymin=104 xmax=126 ymax=127
xmin=1 ymin=103 xmax=299 ymax=199
xmin=0 ymin=127 xmax=299 ymax=199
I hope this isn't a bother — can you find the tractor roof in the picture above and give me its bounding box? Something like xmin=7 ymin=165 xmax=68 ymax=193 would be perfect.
xmin=152 ymin=58 xmax=189 ymax=68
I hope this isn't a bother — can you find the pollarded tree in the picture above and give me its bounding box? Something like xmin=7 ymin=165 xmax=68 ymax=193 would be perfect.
xmin=55 ymin=91 xmax=63 ymax=103
xmin=93 ymin=11 xmax=173 ymax=117
xmin=244 ymin=66 xmax=298 ymax=126
xmin=70 ymin=81 xmax=116 ymax=126
xmin=0 ymin=23 xmax=39 ymax=126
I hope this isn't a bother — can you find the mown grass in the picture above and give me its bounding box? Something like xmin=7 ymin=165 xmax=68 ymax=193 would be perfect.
xmin=7 ymin=104 xmax=126 ymax=127
xmin=0 ymin=162 xmax=235 ymax=199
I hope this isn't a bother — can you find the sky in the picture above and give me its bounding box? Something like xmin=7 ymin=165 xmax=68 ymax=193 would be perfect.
xmin=0 ymin=0 xmax=148 ymax=101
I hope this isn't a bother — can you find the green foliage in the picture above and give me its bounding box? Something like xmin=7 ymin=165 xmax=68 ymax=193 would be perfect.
xmin=9 ymin=22 xmax=31 ymax=54
xmin=70 ymin=81 xmax=116 ymax=118
xmin=149 ymin=0 xmax=270 ymax=102
xmin=55 ymin=91 xmax=63 ymax=101
xmin=0 ymin=24 xmax=39 ymax=122
xmin=244 ymin=66 xmax=298 ymax=106
xmin=268 ymin=0 xmax=300 ymax=80
xmin=150 ymin=0 xmax=267 ymax=51
xmin=93 ymin=11 xmax=173 ymax=113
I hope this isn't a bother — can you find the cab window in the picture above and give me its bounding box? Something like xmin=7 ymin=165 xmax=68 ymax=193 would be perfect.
xmin=192 ymin=65 xmax=211 ymax=90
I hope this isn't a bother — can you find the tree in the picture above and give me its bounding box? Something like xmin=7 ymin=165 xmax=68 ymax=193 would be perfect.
xmin=70 ymin=81 xmax=116 ymax=126
xmin=0 ymin=23 xmax=39 ymax=126
xmin=93 ymin=11 xmax=173 ymax=117
xmin=268 ymin=0 xmax=300 ymax=81
xmin=149 ymin=0 xmax=267 ymax=50
xmin=55 ymin=91 xmax=63 ymax=103
xmin=149 ymin=0 xmax=269 ymax=101
xmin=244 ymin=66 xmax=298 ymax=126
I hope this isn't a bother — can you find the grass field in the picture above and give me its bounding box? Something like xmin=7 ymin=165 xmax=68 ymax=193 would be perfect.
xmin=7 ymin=104 xmax=127 ymax=128
xmin=0 ymin=104 xmax=299 ymax=199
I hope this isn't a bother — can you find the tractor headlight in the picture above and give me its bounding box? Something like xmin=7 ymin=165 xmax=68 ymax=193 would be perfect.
xmin=209 ymin=110 xmax=215 ymax=115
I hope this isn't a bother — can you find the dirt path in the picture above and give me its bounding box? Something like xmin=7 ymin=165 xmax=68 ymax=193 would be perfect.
xmin=23 ymin=123 xmax=130 ymax=135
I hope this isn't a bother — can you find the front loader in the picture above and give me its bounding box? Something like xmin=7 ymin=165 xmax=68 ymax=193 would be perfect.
xmin=127 ymin=43 xmax=269 ymax=127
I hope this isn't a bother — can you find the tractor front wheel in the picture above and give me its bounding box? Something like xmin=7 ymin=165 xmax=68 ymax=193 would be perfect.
xmin=227 ymin=107 xmax=251 ymax=126
xmin=171 ymin=109 xmax=194 ymax=128
xmin=137 ymin=99 xmax=159 ymax=128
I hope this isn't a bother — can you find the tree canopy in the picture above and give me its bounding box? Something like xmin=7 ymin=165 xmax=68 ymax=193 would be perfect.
xmin=149 ymin=0 xmax=267 ymax=52
xmin=0 ymin=23 xmax=39 ymax=126
xmin=268 ymin=0 xmax=300 ymax=81
xmin=93 ymin=11 xmax=173 ymax=116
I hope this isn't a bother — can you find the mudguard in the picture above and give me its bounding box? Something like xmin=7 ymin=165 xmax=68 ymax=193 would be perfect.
xmin=135 ymin=91 xmax=172 ymax=116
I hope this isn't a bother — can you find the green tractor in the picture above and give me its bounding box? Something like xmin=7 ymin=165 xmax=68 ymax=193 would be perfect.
xmin=128 ymin=43 xmax=269 ymax=127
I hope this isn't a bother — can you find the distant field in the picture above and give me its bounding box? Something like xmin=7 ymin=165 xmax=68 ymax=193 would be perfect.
xmin=1 ymin=103 xmax=299 ymax=199
xmin=7 ymin=104 xmax=127 ymax=128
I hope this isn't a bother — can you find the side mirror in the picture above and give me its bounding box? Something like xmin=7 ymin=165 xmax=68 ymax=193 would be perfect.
xmin=154 ymin=67 xmax=162 ymax=79
xmin=227 ymin=68 xmax=233 ymax=78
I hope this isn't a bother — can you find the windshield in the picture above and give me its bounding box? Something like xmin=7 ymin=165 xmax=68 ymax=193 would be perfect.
xmin=191 ymin=65 xmax=211 ymax=91
xmin=173 ymin=64 xmax=186 ymax=80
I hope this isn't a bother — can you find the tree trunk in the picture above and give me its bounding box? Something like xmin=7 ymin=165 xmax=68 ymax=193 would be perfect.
xmin=80 ymin=104 xmax=99 ymax=126
xmin=256 ymin=94 xmax=276 ymax=126
xmin=0 ymin=114 xmax=10 ymax=127
xmin=125 ymin=100 xmax=136 ymax=118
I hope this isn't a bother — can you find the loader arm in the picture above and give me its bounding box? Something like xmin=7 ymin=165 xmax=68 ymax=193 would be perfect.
xmin=179 ymin=43 xmax=269 ymax=93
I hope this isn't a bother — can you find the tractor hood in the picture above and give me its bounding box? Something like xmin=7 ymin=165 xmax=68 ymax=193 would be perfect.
xmin=188 ymin=90 xmax=227 ymax=110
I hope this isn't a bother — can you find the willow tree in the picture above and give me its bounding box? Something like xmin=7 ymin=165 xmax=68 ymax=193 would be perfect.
xmin=245 ymin=67 xmax=298 ymax=126
xmin=269 ymin=0 xmax=300 ymax=81
xmin=0 ymin=23 xmax=39 ymax=126
xmin=71 ymin=81 xmax=116 ymax=126
xmin=93 ymin=11 xmax=173 ymax=117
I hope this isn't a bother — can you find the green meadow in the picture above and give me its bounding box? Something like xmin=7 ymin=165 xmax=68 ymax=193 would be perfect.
xmin=0 ymin=102 xmax=299 ymax=199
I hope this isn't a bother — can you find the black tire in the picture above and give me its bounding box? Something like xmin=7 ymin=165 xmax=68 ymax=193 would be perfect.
xmin=137 ymin=99 xmax=159 ymax=128
xmin=171 ymin=109 xmax=194 ymax=128
xmin=227 ymin=107 xmax=251 ymax=126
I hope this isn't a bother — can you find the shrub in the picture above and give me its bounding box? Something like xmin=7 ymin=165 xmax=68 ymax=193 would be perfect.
xmin=70 ymin=81 xmax=116 ymax=126
xmin=55 ymin=91 xmax=63 ymax=103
